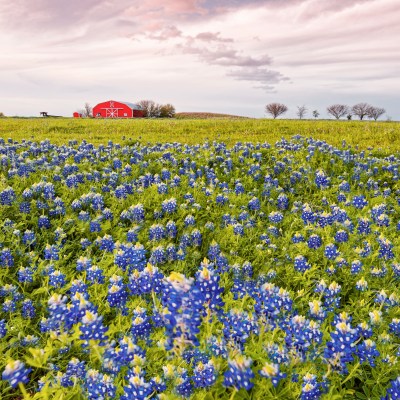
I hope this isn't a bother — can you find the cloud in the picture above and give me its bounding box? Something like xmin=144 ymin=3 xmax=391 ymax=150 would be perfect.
xmin=227 ymin=67 xmax=289 ymax=91
xmin=194 ymin=32 xmax=233 ymax=43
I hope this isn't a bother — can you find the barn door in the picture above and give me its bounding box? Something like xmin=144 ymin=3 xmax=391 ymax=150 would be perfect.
xmin=105 ymin=108 xmax=118 ymax=118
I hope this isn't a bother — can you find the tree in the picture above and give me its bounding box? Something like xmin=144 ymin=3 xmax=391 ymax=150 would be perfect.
xmin=265 ymin=103 xmax=288 ymax=119
xmin=367 ymin=106 xmax=386 ymax=121
xmin=312 ymin=110 xmax=319 ymax=119
xmin=159 ymin=104 xmax=176 ymax=118
xmin=0 ymin=112 xmax=4 ymax=118
xmin=326 ymin=104 xmax=349 ymax=120
xmin=138 ymin=100 xmax=161 ymax=118
xmin=296 ymin=105 xmax=307 ymax=119
xmin=351 ymin=103 xmax=370 ymax=120
xmin=83 ymin=103 xmax=93 ymax=118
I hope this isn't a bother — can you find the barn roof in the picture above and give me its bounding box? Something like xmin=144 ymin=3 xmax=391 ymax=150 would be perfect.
xmin=119 ymin=101 xmax=142 ymax=110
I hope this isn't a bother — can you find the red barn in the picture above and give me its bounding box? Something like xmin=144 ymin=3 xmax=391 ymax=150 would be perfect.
xmin=92 ymin=100 xmax=144 ymax=118
xmin=73 ymin=112 xmax=82 ymax=118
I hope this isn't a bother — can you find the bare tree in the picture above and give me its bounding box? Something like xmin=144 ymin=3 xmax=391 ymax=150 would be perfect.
xmin=312 ymin=110 xmax=319 ymax=119
xmin=352 ymin=103 xmax=371 ymax=120
xmin=0 ymin=112 xmax=4 ymax=118
xmin=159 ymin=104 xmax=176 ymax=118
xmin=367 ymin=106 xmax=386 ymax=121
xmin=265 ymin=103 xmax=288 ymax=119
xmin=138 ymin=100 xmax=162 ymax=118
xmin=82 ymin=103 xmax=92 ymax=118
xmin=296 ymin=105 xmax=307 ymax=119
xmin=326 ymin=104 xmax=349 ymax=120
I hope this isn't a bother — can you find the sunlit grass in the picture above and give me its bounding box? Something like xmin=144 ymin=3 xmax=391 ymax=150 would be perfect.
xmin=1 ymin=118 xmax=399 ymax=154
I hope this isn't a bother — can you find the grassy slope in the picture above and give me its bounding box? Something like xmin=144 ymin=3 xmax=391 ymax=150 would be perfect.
xmin=175 ymin=112 xmax=249 ymax=119
xmin=1 ymin=118 xmax=399 ymax=154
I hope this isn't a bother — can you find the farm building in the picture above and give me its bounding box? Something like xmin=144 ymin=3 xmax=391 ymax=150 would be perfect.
xmin=92 ymin=100 xmax=144 ymax=118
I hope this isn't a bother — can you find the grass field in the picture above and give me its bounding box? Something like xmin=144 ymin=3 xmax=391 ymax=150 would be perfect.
xmin=1 ymin=118 xmax=399 ymax=154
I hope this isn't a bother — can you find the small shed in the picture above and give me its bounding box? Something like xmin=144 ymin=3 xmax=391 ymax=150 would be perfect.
xmin=73 ymin=112 xmax=82 ymax=118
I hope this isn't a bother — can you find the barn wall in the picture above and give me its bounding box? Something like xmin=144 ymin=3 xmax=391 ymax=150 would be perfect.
xmin=93 ymin=100 xmax=143 ymax=118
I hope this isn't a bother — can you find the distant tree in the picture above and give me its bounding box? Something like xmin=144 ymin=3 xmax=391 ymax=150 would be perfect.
xmin=367 ymin=106 xmax=386 ymax=121
xmin=159 ymin=104 xmax=176 ymax=118
xmin=352 ymin=103 xmax=371 ymax=120
xmin=326 ymin=104 xmax=349 ymax=120
xmin=265 ymin=103 xmax=288 ymax=119
xmin=0 ymin=112 xmax=4 ymax=118
xmin=138 ymin=100 xmax=162 ymax=118
xmin=347 ymin=114 xmax=352 ymax=120
xmin=83 ymin=103 xmax=93 ymax=118
xmin=312 ymin=110 xmax=319 ymax=119
xmin=296 ymin=105 xmax=307 ymax=119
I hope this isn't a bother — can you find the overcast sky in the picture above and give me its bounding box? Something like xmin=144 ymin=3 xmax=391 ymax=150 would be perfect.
xmin=0 ymin=0 xmax=399 ymax=118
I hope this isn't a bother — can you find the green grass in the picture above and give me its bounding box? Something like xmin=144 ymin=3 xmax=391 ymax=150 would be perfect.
xmin=1 ymin=118 xmax=399 ymax=154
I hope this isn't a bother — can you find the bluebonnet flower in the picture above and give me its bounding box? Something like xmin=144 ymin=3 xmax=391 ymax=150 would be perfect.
xmin=0 ymin=187 xmax=16 ymax=205
xmin=89 ymin=220 xmax=101 ymax=232
xmin=269 ymin=211 xmax=283 ymax=224
xmin=382 ymin=376 xmax=400 ymax=399
xmin=377 ymin=235 xmax=394 ymax=260
xmin=166 ymin=220 xmax=178 ymax=238
xmin=292 ymin=232 xmax=305 ymax=243
xmin=80 ymin=310 xmax=108 ymax=344
xmin=351 ymin=260 xmax=363 ymax=274
xmin=126 ymin=227 xmax=139 ymax=242
xmin=85 ymin=369 xmax=116 ymax=400
xmin=308 ymin=234 xmax=322 ymax=249
xmin=389 ymin=318 xmax=400 ymax=337
xmin=259 ymin=362 xmax=286 ymax=387
xmin=98 ymin=234 xmax=114 ymax=252
xmin=355 ymin=277 xmax=368 ymax=291
xmin=87 ymin=265 xmax=105 ymax=284
xmin=277 ymin=193 xmax=289 ymax=210
xmin=334 ymin=230 xmax=349 ymax=243
xmin=2 ymin=299 xmax=17 ymax=313
xmin=315 ymin=170 xmax=330 ymax=188
xmin=324 ymin=244 xmax=339 ymax=260
xmin=248 ymin=197 xmax=260 ymax=211
xmin=195 ymin=260 xmax=224 ymax=312
xmin=2 ymin=360 xmax=31 ymax=388
xmin=294 ymin=255 xmax=311 ymax=272
xmin=352 ymin=195 xmax=368 ymax=209
xmin=149 ymin=245 xmax=166 ymax=265
xmin=76 ymin=256 xmax=92 ymax=272
xmin=223 ymin=356 xmax=254 ymax=390
xmin=107 ymin=276 xmax=128 ymax=313
xmin=162 ymin=197 xmax=177 ymax=214
xmin=149 ymin=224 xmax=166 ymax=241
xmin=324 ymin=320 xmax=358 ymax=374
xmin=21 ymin=299 xmax=36 ymax=318
xmin=49 ymin=270 xmax=66 ymax=288
xmin=175 ymin=372 xmax=193 ymax=397
xmin=357 ymin=339 xmax=380 ymax=367
xmin=193 ymin=361 xmax=217 ymax=388
xmin=120 ymin=375 xmax=152 ymax=400
xmin=0 ymin=319 xmax=7 ymax=338
xmin=44 ymin=244 xmax=59 ymax=260
xmin=0 ymin=248 xmax=14 ymax=268
xmin=300 ymin=373 xmax=327 ymax=400
xmin=131 ymin=307 xmax=152 ymax=340
xmin=38 ymin=215 xmax=51 ymax=229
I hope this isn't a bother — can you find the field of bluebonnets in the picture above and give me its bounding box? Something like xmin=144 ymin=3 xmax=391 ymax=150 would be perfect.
xmin=1 ymin=120 xmax=400 ymax=399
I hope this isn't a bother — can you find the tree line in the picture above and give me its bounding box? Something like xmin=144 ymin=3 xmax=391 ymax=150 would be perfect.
xmin=265 ymin=102 xmax=387 ymax=120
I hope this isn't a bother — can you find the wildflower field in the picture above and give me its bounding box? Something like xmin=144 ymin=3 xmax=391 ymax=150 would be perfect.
xmin=1 ymin=119 xmax=400 ymax=399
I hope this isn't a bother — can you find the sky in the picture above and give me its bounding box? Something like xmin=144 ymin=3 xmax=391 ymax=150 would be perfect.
xmin=0 ymin=0 xmax=399 ymax=119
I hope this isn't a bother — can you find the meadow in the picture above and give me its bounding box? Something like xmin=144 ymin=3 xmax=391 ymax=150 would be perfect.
xmin=0 ymin=119 xmax=400 ymax=399
xmin=1 ymin=118 xmax=400 ymax=154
